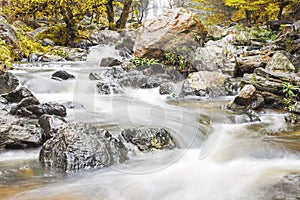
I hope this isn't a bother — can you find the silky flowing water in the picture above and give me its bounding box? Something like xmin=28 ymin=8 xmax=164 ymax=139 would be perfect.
xmin=1 ymin=45 xmax=300 ymax=200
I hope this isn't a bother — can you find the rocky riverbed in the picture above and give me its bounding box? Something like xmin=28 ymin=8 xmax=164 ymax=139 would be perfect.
xmin=0 ymin=7 xmax=300 ymax=200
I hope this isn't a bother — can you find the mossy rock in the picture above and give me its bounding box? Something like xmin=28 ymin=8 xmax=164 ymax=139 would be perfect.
xmin=36 ymin=25 xmax=69 ymax=46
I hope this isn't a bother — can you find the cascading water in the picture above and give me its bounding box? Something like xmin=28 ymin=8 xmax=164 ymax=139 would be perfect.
xmin=144 ymin=0 xmax=171 ymax=20
xmin=1 ymin=45 xmax=300 ymax=200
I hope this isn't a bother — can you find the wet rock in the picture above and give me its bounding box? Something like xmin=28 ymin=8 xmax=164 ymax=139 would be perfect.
xmin=227 ymin=85 xmax=264 ymax=110
xmin=143 ymin=64 xmax=166 ymax=75
xmin=62 ymin=101 xmax=85 ymax=109
xmin=101 ymin=66 xmax=125 ymax=78
xmin=226 ymin=110 xmax=261 ymax=123
xmin=0 ymin=113 xmax=43 ymax=149
xmin=39 ymin=123 xmax=128 ymax=171
xmin=237 ymin=55 xmax=270 ymax=75
xmin=0 ymin=97 xmax=8 ymax=110
xmin=100 ymin=57 xmax=122 ymax=67
xmin=118 ymin=71 xmax=166 ymax=89
xmin=260 ymin=91 xmax=284 ymax=109
xmin=121 ymin=61 xmax=136 ymax=72
xmin=96 ymin=81 xmax=125 ymax=95
xmin=89 ymin=72 xmax=102 ymax=80
xmin=61 ymin=47 xmax=88 ymax=61
xmin=121 ymin=128 xmax=176 ymax=152
xmin=265 ymin=52 xmax=295 ymax=73
xmin=193 ymin=40 xmax=238 ymax=76
xmin=159 ymin=83 xmax=174 ymax=95
xmin=10 ymin=97 xmax=40 ymax=115
xmin=2 ymin=87 xmax=34 ymax=103
xmin=0 ymin=72 xmax=19 ymax=95
xmin=265 ymin=174 xmax=300 ymax=200
xmin=181 ymin=71 xmax=229 ymax=97
xmin=15 ymin=103 xmax=67 ymax=118
xmin=51 ymin=70 xmax=75 ymax=81
xmin=116 ymin=29 xmax=138 ymax=55
xmin=38 ymin=114 xmax=67 ymax=141
xmin=29 ymin=53 xmax=65 ymax=62
xmin=134 ymin=8 xmax=207 ymax=64
xmin=89 ymin=29 xmax=121 ymax=45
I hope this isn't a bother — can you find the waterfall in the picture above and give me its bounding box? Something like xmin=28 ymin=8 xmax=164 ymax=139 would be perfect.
xmin=144 ymin=0 xmax=171 ymax=20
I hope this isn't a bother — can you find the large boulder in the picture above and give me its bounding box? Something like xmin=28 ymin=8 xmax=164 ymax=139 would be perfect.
xmin=0 ymin=72 xmax=19 ymax=95
xmin=121 ymin=128 xmax=175 ymax=152
xmin=39 ymin=123 xmax=128 ymax=171
xmin=265 ymin=52 xmax=295 ymax=73
xmin=193 ymin=40 xmax=238 ymax=76
xmin=227 ymin=85 xmax=264 ymax=110
xmin=181 ymin=71 xmax=230 ymax=97
xmin=134 ymin=8 xmax=207 ymax=62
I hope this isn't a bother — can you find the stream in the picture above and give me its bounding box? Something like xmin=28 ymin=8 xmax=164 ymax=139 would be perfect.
xmin=1 ymin=45 xmax=300 ymax=199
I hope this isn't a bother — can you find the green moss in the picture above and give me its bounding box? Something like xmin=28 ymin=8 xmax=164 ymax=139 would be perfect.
xmin=36 ymin=25 xmax=69 ymax=46
xmin=0 ymin=39 xmax=14 ymax=67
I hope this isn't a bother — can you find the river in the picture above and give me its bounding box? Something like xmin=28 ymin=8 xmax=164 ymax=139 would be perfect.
xmin=1 ymin=45 xmax=300 ymax=199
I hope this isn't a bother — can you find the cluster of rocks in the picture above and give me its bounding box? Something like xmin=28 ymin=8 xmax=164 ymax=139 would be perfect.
xmin=0 ymin=71 xmax=176 ymax=172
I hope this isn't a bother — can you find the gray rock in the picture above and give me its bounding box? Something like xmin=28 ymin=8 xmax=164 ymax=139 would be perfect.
xmin=89 ymin=29 xmax=121 ymax=45
xmin=38 ymin=114 xmax=67 ymax=141
xmin=265 ymin=52 xmax=295 ymax=73
xmin=121 ymin=128 xmax=176 ymax=152
xmin=227 ymin=85 xmax=264 ymax=110
xmin=39 ymin=123 xmax=128 ymax=171
xmin=2 ymin=87 xmax=34 ymax=103
xmin=118 ymin=71 xmax=167 ymax=89
xmin=10 ymin=97 xmax=40 ymax=115
xmin=193 ymin=40 xmax=238 ymax=76
xmin=61 ymin=47 xmax=88 ymax=61
xmin=121 ymin=61 xmax=136 ymax=72
xmin=29 ymin=53 xmax=65 ymax=62
xmin=89 ymin=72 xmax=102 ymax=80
xmin=0 ymin=113 xmax=43 ymax=149
xmin=0 ymin=72 xmax=19 ymax=95
xmin=159 ymin=83 xmax=174 ymax=95
xmin=237 ymin=55 xmax=270 ymax=75
xmin=116 ymin=29 xmax=138 ymax=54
xmin=21 ymin=103 xmax=67 ymax=118
xmin=51 ymin=70 xmax=75 ymax=81
xmin=100 ymin=57 xmax=122 ymax=67
xmin=181 ymin=71 xmax=229 ymax=97
xmin=96 ymin=81 xmax=125 ymax=95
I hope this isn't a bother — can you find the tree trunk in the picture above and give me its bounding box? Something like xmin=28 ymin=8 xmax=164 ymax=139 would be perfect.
xmin=106 ymin=0 xmax=115 ymax=30
xmin=277 ymin=5 xmax=284 ymax=20
xmin=116 ymin=0 xmax=133 ymax=29
xmin=245 ymin=10 xmax=251 ymax=26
